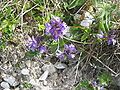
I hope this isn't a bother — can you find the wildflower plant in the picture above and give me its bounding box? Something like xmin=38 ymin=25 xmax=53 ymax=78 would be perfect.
xmin=64 ymin=44 xmax=77 ymax=59
xmin=26 ymin=36 xmax=47 ymax=54
xmin=45 ymin=16 xmax=69 ymax=40
xmin=56 ymin=44 xmax=78 ymax=60
xmin=0 ymin=4 xmax=18 ymax=49
xmin=0 ymin=0 xmax=120 ymax=90
xmin=26 ymin=36 xmax=38 ymax=51
xmin=75 ymin=73 xmax=112 ymax=90
xmin=97 ymin=30 xmax=117 ymax=45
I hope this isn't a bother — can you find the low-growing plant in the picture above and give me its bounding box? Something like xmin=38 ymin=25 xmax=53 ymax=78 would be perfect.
xmin=0 ymin=0 xmax=120 ymax=89
xmin=0 ymin=4 xmax=18 ymax=49
xmin=75 ymin=72 xmax=112 ymax=90
xmin=22 ymin=82 xmax=32 ymax=89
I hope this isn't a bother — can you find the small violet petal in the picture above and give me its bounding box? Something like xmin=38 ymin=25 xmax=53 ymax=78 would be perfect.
xmin=38 ymin=46 xmax=46 ymax=53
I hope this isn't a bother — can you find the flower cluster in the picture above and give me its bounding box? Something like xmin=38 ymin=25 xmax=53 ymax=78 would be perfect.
xmin=45 ymin=16 xmax=68 ymax=40
xmin=26 ymin=36 xmax=46 ymax=53
xmin=64 ymin=44 xmax=77 ymax=58
xmin=56 ymin=44 xmax=77 ymax=60
xmin=97 ymin=30 xmax=117 ymax=45
xmin=56 ymin=50 xmax=65 ymax=60
xmin=107 ymin=30 xmax=117 ymax=45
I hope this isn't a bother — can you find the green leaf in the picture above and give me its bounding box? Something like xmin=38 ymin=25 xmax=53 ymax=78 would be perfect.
xmin=22 ymin=82 xmax=32 ymax=89
xmin=49 ymin=41 xmax=58 ymax=52
xmin=81 ymin=33 xmax=89 ymax=42
xmin=99 ymin=21 xmax=106 ymax=33
xmin=38 ymin=24 xmax=45 ymax=31
xmin=36 ymin=6 xmax=44 ymax=12
xmin=98 ymin=72 xmax=111 ymax=86
xmin=75 ymin=80 xmax=94 ymax=90
xmin=25 ymin=51 xmax=39 ymax=58
xmin=1 ymin=20 xmax=8 ymax=28
xmin=63 ymin=2 xmax=69 ymax=8
xmin=71 ymin=27 xmax=81 ymax=31
xmin=24 ymin=1 xmax=31 ymax=10
xmin=0 ymin=41 xmax=5 ymax=49
xmin=80 ymin=80 xmax=89 ymax=88
xmin=68 ymin=0 xmax=85 ymax=9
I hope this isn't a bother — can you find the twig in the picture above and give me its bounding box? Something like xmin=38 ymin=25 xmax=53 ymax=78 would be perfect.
xmin=0 ymin=1 xmax=11 ymax=11
xmin=93 ymin=55 xmax=117 ymax=75
xmin=115 ymin=73 xmax=120 ymax=77
xmin=20 ymin=0 xmax=28 ymax=32
xmin=74 ymin=52 xmax=82 ymax=84
xmin=110 ymin=21 xmax=120 ymax=25
xmin=75 ymin=0 xmax=88 ymax=14
xmin=69 ymin=55 xmax=87 ymax=77
xmin=114 ymin=54 xmax=120 ymax=62
xmin=16 ymin=3 xmax=38 ymax=19
xmin=22 ymin=4 xmax=38 ymax=15
xmin=79 ymin=47 xmax=118 ymax=75
xmin=63 ymin=36 xmax=92 ymax=44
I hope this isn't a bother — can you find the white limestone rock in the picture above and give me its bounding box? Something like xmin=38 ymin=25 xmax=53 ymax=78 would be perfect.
xmin=42 ymin=63 xmax=56 ymax=75
xmin=1 ymin=81 xmax=10 ymax=89
xmin=39 ymin=70 xmax=49 ymax=81
xmin=21 ymin=68 xmax=29 ymax=75
xmin=4 ymin=75 xmax=15 ymax=86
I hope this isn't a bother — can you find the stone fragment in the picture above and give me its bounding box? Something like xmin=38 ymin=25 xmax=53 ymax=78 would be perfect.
xmin=43 ymin=80 xmax=47 ymax=86
xmin=21 ymin=68 xmax=29 ymax=75
xmin=4 ymin=75 xmax=15 ymax=86
xmin=39 ymin=70 xmax=49 ymax=81
xmin=3 ymin=89 xmax=10 ymax=90
xmin=1 ymin=82 xmax=10 ymax=89
xmin=29 ymin=79 xmax=40 ymax=86
xmin=55 ymin=62 xmax=67 ymax=69
xmin=42 ymin=63 xmax=56 ymax=75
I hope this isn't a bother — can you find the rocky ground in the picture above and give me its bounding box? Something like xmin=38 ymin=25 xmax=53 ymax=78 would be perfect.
xmin=0 ymin=46 xmax=120 ymax=90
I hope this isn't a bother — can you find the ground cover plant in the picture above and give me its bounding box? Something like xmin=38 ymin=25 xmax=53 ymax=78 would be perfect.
xmin=0 ymin=0 xmax=120 ymax=90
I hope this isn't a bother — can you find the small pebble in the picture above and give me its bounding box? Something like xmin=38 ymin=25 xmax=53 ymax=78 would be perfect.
xmin=25 ymin=60 xmax=31 ymax=68
xmin=4 ymin=75 xmax=15 ymax=86
xmin=3 ymin=88 xmax=11 ymax=90
xmin=42 ymin=63 xmax=56 ymax=75
xmin=43 ymin=80 xmax=47 ymax=86
xmin=15 ymin=88 xmax=20 ymax=90
xmin=21 ymin=68 xmax=29 ymax=75
xmin=55 ymin=62 xmax=67 ymax=70
xmin=29 ymin=79 xmax=39 ymax=86
xmin=1 ymin=81 xmax=10 ymax=89
xmin=39 ymin=70 xmax=49 ymax=81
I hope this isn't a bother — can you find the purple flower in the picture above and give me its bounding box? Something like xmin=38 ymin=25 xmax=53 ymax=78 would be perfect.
xmin=97 ymin=30 xmax=117 ymax=45
xmin=100 ymin=86 xmax=105 ymax=90
xmin=96 ymin=31 xmax=105 ymax=39
xmin=45 ymin=16 xmax=68 ymax=40
xmin=38 ymin=46 xmax=47 ymax=53
xmin=56 ymin=50 xmax=65 ymax=60
xmin=26 ymin=36 xmax=47 ymax=53
xmin=35 ymin=36 xmax=43 ymax=44
xmin=64 ymin=44 xmax=77 ymax=59
xmin=107 ymin=30 xmax=117 ymax=45
xmin=107 ymin=38 xmax=116 ymax=45
xmin=91 ymin=81 xmax=98 ymax=87
xmin=26 ymin=36 xmax=38 ymax=51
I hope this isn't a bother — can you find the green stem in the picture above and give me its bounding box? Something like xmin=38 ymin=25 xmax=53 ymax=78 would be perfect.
xmin=63 ymin=36 xmax=92 ymax=44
